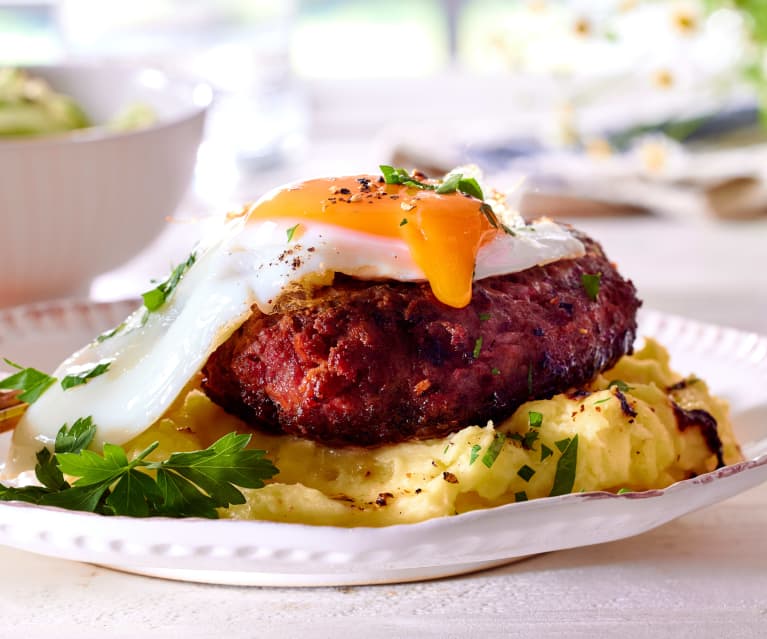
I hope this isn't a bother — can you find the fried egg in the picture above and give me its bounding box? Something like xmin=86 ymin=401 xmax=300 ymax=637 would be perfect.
xmin=7 ymin=174 xmax=584 ymax=473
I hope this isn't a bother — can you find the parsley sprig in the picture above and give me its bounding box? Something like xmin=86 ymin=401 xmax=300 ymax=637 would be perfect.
xmin=0 ymin=419 xmax=278 ymax=518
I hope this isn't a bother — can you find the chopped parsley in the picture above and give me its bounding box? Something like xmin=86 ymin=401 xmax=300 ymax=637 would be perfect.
xmin=528 ymin=411 xmax=543 ymax=428
xmin=491 ymin=367 xmax=501 ymax=376
xmin=454 ymin=176 xmax=484 ymax=200
xmin=435 ymin=172 xmax=462 ymax=194
xmin=581 ymin=272 xmax=602 ymax=301
xmin=60 ymin=361 xmax=112 ymax=391
xmin=286 ymin=223 xmax=300 ymax=242
xmin=510 ymin=428 xmax=539 ymax=451
xmin=617 ymin=487 xmax=633 ymax=495
xmin=517 ymin=464 xmax=536 ymax=482
xmin=0 ymin=420 xmax=278 ymax=518
xmin=469 ymin=444 xmax=482 ymax=465
xmin=96 ymin=322 xmax=126 ymax=344
xmin=142 ymin=252 xmax=197 ymax=312
xmin=479 ymin=202 xmax=500 ymax=229
xmin=593 ymin=397 xmax=611 ymax=405
xmin=608 ymin=379 xmax=633 ymax=392
xmin=481 ymin=433 xmax=506 ymax=468
xmin=549 ymin=434 xmax=579 ymax=497
xmin=381 ymin=166 xmax=485 ymax=200
xmin=478 ymin=312 xmax=491 ymax=321
xmin=555 ymin=438 xmax=572 ymax=453
xmin=524 ymin=430 xmax=540 ymax=449
xmin=379 ymin=165 xmax=515 ymax=235
xmin=514 ymin=490 xmax=528 ymax=502
xmin=380 ymin=165 xmax=430 ymax=190
xmin=399 ymin=218 xmax=408 ymax=226
xmin=540 ymin=443 xmax=554 ymax=461
xmin=472 ymin=336 xmax=483 ymax=359
xmin=0 ymin=359 xmax=56 ymax=404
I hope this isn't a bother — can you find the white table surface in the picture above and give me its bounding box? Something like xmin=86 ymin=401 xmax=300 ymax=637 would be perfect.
xmin=2 ymin=79 xmax=767 ymax=638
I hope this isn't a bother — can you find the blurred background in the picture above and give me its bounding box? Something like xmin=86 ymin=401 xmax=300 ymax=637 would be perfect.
xmin=1 ymin=0 xmax=765 ymax=330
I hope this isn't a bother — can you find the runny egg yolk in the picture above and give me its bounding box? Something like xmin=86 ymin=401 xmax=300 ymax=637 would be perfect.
xmin=245 ymin=175 xmax=497 ymax=308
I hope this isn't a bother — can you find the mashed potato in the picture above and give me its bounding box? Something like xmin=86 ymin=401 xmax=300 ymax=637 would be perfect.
xmin=124 ymin=338 xmax=741 ymax=527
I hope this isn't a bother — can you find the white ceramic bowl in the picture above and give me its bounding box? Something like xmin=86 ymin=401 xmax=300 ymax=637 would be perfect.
xmin=0 ymin=65 xmax=212 ymax=306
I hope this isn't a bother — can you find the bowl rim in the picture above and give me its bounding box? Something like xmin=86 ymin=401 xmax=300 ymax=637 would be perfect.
xmin=0 ymin=63 xmax=213 ymax=148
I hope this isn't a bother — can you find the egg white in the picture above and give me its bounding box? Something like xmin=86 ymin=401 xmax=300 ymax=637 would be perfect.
xmin=7 ymin=208 xmax=584 ymax=474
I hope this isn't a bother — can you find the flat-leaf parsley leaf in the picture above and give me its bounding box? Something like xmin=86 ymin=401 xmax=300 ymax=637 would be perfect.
xmin=0 ymin=359 xmax=56 ymax=404
xmin=0 ymin=421 xmax=278 ymax=519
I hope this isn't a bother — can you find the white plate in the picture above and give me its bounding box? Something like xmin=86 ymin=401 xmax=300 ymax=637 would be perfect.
xmin=0 ymin=299 xmax=765 ymax=587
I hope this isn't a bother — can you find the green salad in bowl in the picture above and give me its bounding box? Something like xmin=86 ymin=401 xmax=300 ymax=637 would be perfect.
xmin=0 ymin=67 xmax=156 ymax=138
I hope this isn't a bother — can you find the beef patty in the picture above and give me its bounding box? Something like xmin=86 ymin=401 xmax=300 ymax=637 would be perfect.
xmin=202 ymin=232 xmax=641 ymax=447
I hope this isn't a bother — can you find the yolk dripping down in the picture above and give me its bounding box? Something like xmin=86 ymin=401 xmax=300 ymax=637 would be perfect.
xmin=245 ymin=175 xmax=497 ymax=308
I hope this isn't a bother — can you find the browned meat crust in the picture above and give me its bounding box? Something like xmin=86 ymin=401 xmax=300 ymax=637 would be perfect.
xmin=202 ymin=232 xmax=641 ymax=446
